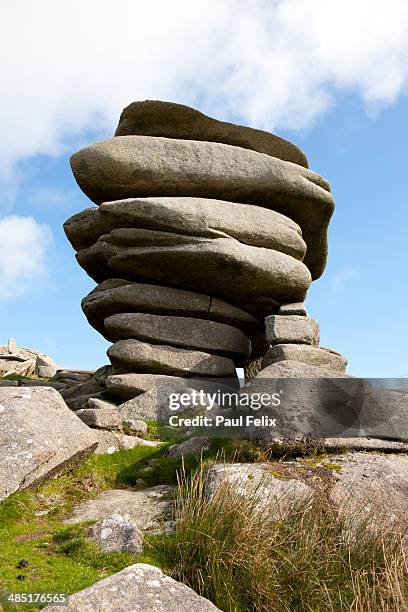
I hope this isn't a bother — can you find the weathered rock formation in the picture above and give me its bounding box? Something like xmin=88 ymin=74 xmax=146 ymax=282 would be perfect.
xmin=0 ymin=338 xmax=59 ymax=378
xmin=65 ymin=100 xmax=342 ymax=419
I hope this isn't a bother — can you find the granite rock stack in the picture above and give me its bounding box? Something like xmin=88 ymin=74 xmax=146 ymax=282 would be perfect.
xmin=65 ymin=100 xmax=344 ymax=410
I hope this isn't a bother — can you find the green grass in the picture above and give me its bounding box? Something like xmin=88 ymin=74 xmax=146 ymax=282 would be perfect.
xmin=147 ymin=463 xmax=408 ymax=612
xmin=2 ymin=435 xmax=407 ymax=611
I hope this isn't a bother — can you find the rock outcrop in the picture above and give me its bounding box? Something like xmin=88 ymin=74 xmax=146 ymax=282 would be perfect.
xmin=64 ymin=100 xmax=340 ymax=433
xmin=0 ymin=338 xmax=59 ymax=378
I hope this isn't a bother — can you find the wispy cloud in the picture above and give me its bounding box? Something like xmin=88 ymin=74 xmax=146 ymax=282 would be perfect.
xmin=1 ymin=0 xmax=408 ymax=204
xmin=330 ymin=268 xmax=359 ymax=294
xmin=0 ymin=216 xmax=53 ymax=301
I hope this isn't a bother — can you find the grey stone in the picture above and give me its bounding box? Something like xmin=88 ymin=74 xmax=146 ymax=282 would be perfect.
xmin=115 ymin=99 xmax=308 ymax=166
xmin=329 ymin=452 xmax=408 ymax=530
xmin=0 ymin=387 xmax=98 ymax=501
xmin=265 ymin=315 xmax=320 ymax=346
xmin=322 ymin=437 xmax=408 ymax=452
xmin=92 ymin=430 xmax=159 ymax=454
xmin=76 ymin=408 xmax=122 ymax=430
xmin=76 ymin=228 xmax=311 ymax=314
xmin=60 ymin=381 xmax=107 ymax=410
xmin=241 ymin=361 xmax=408 ymax=443
xmin=0 ymin=380 xmax=18 ymax=387
xmin=82 ymin=280 xmax=267 ymax=356
xmin=93 ymin=364 xmax=115 ymax=383
xmin=0 ymin=341 xmax=59 ymax=378
xmin=108 ymin=339 xmax=236 ymax=377
xmin=262 ymin=344 xmax=347 ymax=372
xmin=204 ymin=463 xmax=311 ymax=518
xmin=66 ymin=196 xmax=306 ymax=259
xmin=168 ymin=436 xmax=211 ymax=458
xmin=87 ymin=513 xmax=143 ymax=553
xmin=106 ymin=373 xmax=191 ymax=401
xmin=278 ymin=302 xmax=307 ymax=316
xmin=123 ymin=419 xmax=148 ymax=435
xmin=52 ymin=370 xmax=94 ymax=383
xmin=104 ymin=313 xmax=251 ymax=364
xmin=87 ymin=397 xmax=118 ymax=410
xmin=45 ymin=563 xmax=221 ymax=611
xmin=70 ymin=136 xmax=334 ymax=279
xmin=65 ymin=486 xmax=174 ymax=532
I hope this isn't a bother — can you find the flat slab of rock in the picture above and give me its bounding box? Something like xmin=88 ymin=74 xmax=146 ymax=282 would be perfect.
xmin=66 ymin=196 xmax=306 ymax=259
xmin=279 ymin=302 xmax=307 ymax=316
xmin=70 ymin=136 xmax=334 ymax=279
xmin=108 ymin=339 xmax=236 ymax=378
xmin=263 ymin=343 xmax=347 ymax=372
xmin=0 ymin=387 xmax=98 ymax=501
xmin=105 ymin=313 xmax=251 ymax=364
xmin=329 ymin=452 xmax=408 ymax=530
xmin=81 ymin=278 xmax=262 ymax=337
xmin=106 ymin=373 xmax=191 ymax=401
xmin=76 ymin=408 xmax=122 ymax=430
xmin=65 ymin=486 xmax=174 ymax=532
xmin=265 ymin=315 xmax=319 ymax=345
xmin=115 ymin=99 xmax=308 ymax=167
xmin=76 ymin=226 xmax=310 ymax=315
xmin=204 ymin=463 xmax=311 ymax=518
xmin=45 ymin=563 xmax=221 ymax=611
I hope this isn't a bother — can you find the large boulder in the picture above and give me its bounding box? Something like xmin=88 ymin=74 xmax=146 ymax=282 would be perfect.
xmin=104 ymin=313 xmax=251 ymax=364
xmin=70 ymin=136 xmax=335 ymax=278
xmin=75 ymin=229 xmax=311 ymax=314
xmin=108 ymin=339 xmax=236 ymax=378
xmin=240 ymin=361 xmax=408 ymax=443
xmin=115 ymin=99 xmax=308 ymax=167
xmin=45 ymin=563 xmax=221 ymax=611
xmin=0 ymin=387 xmax=98 ymax=501
xmin=65 ymin=196 xmax=306 ymax=259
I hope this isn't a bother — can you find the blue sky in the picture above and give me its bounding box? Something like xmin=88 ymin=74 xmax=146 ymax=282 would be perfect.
xmin=0 ymin=1 xmax=407 ymax=377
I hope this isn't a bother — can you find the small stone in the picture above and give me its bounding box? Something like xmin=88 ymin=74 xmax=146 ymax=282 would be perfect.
xmin=76 ymin=408 xmax=122 ymax=430
xmin=278 ymin=302 xmax=307 ymax=316
xmin=265 ymin=315 xmax=320 ymax=346
xmin=123 ymin=419 xmax=148 ymax=435
xmin=87 ymin=513 xmax=143 ymax=553
xmin=168 ymin=436 xmax=211 ymax=458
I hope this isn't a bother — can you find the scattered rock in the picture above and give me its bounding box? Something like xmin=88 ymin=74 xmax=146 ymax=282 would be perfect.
xmin=45 ymin=563 xmax=221 ymax=611
xmin=87 ymin=513 xmax=143 ymax=553
xmin=76 ymin=408 xmax=122 ymax=430
xmin=123 ymin=419 xmax=148 ymax=435
xmin=167 ymin=436 xmax=211 ymax=458
xmin=92 ymin=431 xmax=159 ymax=454
xmin=65 ymin=486 xmax=174 ymax=533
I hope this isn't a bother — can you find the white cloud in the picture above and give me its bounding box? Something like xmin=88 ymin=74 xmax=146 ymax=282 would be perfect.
xmin=330 ymin=268 xmax=359 ymax=294
xmin=0 ymin=0 xmax=408 ymax=194
xmin=0 ymin=216 xmax=53 ymax=300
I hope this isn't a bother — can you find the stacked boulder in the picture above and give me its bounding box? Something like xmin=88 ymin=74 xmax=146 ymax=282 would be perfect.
xmin=0 ymin=338 xmax=59 ymax=379
xmin=64 ymin=100 xmax=342 ymax=425
xmin=262 ymin=303 xmax=347 ymax=373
